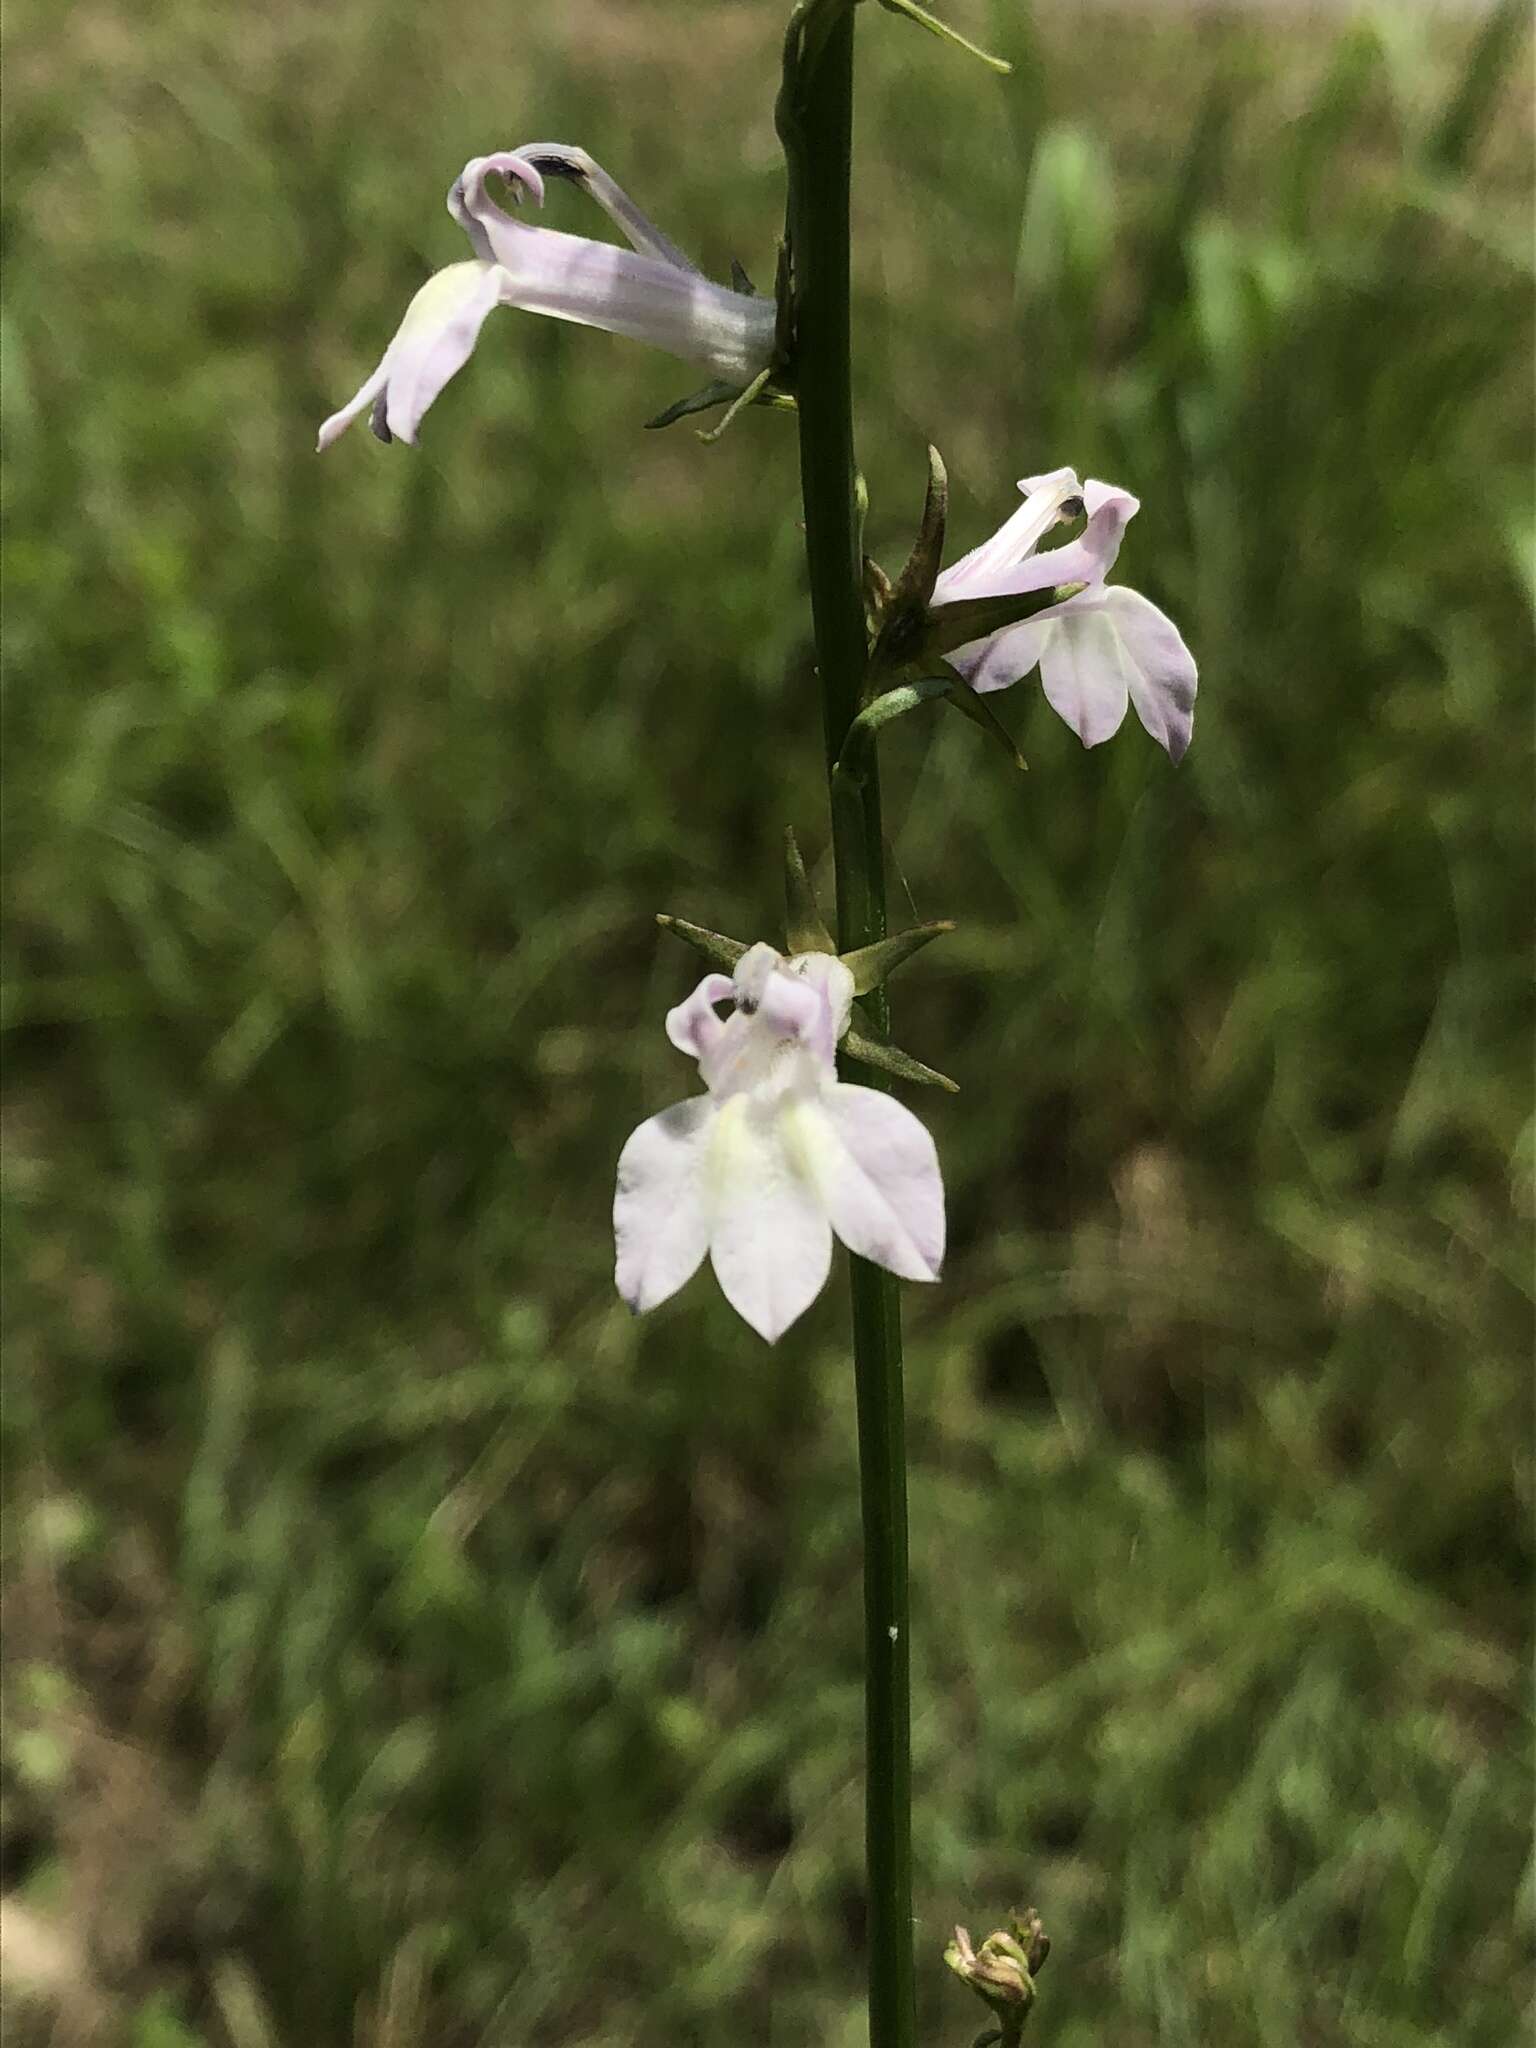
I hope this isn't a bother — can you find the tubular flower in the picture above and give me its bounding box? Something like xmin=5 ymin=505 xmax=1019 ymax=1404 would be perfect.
xmin=318 ymin=144 xmax=776 ymax=450
xmin=614 ymin=944 xmax=945 ymax=1343
xmin=936 ymin=469 xmax=1198 ymax=762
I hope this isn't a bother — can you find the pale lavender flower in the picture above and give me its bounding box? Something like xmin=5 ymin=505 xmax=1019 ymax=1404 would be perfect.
xmin=318 ymin=146 xmax=776 ymax=450
xmin=614 ymin=944 xmax=944 ymax=1343
xmin=937 ymin=470 xmax=1198 ymax=762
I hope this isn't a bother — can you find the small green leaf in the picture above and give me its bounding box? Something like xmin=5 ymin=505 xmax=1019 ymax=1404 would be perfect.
xmin=654 ymin=915 xmax=748 ymax=972
xmin=873 ymin=0 xmax=1012 ymax=75
xmin=840 ymin=920 xmax=955 ymax=995
xmin=840 ymin=680 xmax=949 ymax=772
xmin=784 ymin=828 xmax=836 ymax=955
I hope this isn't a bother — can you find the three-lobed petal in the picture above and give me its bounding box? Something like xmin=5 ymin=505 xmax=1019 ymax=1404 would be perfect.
xmin=316 ymin=261 xmax=512 ymax=451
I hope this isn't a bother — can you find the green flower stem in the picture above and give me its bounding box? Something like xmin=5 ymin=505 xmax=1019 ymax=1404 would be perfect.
xmin=781 ymin=7 xmax=915 ymax=2043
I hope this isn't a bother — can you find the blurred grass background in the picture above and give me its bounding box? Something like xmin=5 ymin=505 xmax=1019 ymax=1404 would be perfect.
xmin=2 ymin=0 xmax=1532 ymax=2042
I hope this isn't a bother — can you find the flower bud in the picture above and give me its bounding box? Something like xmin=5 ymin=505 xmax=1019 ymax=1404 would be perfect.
xmin=945 ymin=1910 xmax=1049 ymax=2042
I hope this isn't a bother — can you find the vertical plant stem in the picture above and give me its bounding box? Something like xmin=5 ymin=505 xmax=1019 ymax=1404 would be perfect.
xmin=783 ymin=8 xmax=914 ymax=2042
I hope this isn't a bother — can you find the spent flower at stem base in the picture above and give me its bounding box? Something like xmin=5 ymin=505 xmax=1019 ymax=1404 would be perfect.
xmin=945 ymin=1910 xmax=1050 ymax=2044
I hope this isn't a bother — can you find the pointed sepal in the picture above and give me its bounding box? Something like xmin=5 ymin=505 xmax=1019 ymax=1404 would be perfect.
xmin=655 ymin=914 xmax=748 ymax=972
xmin=867 ymin=445 xmax=953 ymax=673
xmin=891 ymin=443 xmax=949 ymax=609
xmin=839 ymin=920 xmax=955 ymax=996
xmin=842 ymin=1023 xmax=959 ymax=1093
xmin=784 ymin=828 xmax=836 ymax=955
xmin=921 ymin=581 xmax=1079 ymax=664
xmin=938 ymin=677 xmax=1028 ymax=772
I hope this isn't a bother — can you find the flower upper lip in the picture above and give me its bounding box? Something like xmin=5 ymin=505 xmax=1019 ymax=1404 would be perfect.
xmin=446 ymin=149 xmax=547 ymax=262
xmin=454 ymin=144 xmax=706 ymax=277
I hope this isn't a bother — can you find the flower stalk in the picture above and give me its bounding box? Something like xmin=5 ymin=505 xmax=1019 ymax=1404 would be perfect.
xmin=780 ymin=6 xmax=915 ymax=2042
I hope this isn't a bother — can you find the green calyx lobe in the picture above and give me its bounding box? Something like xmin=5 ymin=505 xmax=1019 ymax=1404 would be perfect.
xmin=840 ymin=921 xmax=954 ymax=995
xmin=784 ymin=825 xmax=837 ymax=954
xmin=892 ymin=443 xmax=949 ymax=609
xmin=651 ymin=830 xmax=957 ymax=1089
xmin=856 ymin=442 xmax=1049 ymax=772
xmin=843 ymin=1018 xmax=958 ymax=1094
xmin=653 ymin=915 xmax=747 ymax=973
xmin=865 ymin=442 xmax=946 ymax=667
xmin=919 ymin=581 xmax=1069 ymax=663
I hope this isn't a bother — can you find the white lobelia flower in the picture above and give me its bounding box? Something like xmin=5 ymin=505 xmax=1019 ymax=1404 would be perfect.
xmin=614 ymin=944 xmax=945 ymax=1344
xmin=935 ymin=469 xmax=1198 ymax=763
xmin=318 ymin=144 xmax=777 ymax=450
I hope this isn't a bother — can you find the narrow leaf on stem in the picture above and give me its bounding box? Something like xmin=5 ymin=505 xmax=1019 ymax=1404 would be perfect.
xmin=873 ymin=0 xmax=1013 ymax=74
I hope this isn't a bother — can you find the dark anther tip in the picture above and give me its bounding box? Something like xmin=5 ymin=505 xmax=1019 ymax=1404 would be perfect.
xmin=526 ymin=149 xmax=581 ymax=182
